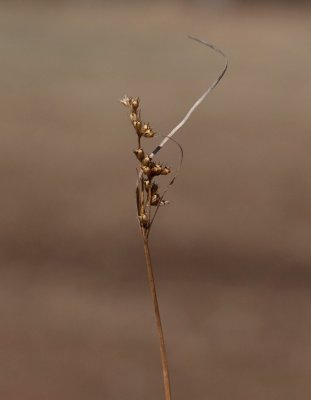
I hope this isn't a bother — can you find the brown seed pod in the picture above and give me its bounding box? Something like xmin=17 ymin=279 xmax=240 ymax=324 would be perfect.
xmin=134 ymin=148 xmax=145 ymax=161
xmin=130 ymin=98 xmax=139 ymax=110
xmin=143 ymin=128 xmax=155 ymax=138
xmin=141 ymin=165 xmax=151 ymax=176
xmin=133 ymin=120 xmax=141 ymax=130
xmin=161 ymin=166 xmax=171 ymax=175
xmin=130 ymin=112 xmax=138 ymax=122
xmin=151 ymin=164 xmax=163 ymax=176
xmin=142 ymin=156 xmax=151 ymax=167
xmin=141 ymin=123 xmax=150 ymax=132
xmin=138 ymin=213 xmax=149 ymax=227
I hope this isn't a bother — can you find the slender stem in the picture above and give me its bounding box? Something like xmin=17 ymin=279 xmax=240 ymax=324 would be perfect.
xmin=142 ymin=235 xmax=172 ymax=400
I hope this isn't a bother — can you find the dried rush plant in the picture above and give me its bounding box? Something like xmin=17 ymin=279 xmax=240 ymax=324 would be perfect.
xmin=121 ymin=37 xmax=227 ymax=400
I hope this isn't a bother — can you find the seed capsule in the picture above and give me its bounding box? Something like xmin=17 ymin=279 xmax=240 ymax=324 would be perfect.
xmin=131 ymin=98 xmax=139 ymax=110
xmin=134 ymin=148 xmax=145 ymax=161
xmin=141 ymin=166 xmax=151 ymax=175
xmin=143 ymin=128 xmax=155 ymax=138
xmin=130 ymin=112 xmax=137 ymax=122
xmin=138 ymin=213 xmax=149 ymax=227
xmin=142 ymin=156 xmax=151 ymax=166
xmin=142 ymin=123 xmax=149 ymax=132
xmin=161 ymin=166 xmax=171 ymax=175
xmin=151 ymin=165 xmax=163 ymax=175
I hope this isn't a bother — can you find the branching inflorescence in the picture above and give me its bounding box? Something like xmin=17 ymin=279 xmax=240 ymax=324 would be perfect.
xmin=121 ymin=95 xmax=171 ymax=238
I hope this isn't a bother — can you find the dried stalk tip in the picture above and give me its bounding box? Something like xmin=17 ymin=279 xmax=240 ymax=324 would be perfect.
xmin=121 ymin=95 xmax=155 ymax=139
xmin=120 ymin=95 xmax=140 ymax=110
xmin=120 ymin=95 xmax=130 ymax=107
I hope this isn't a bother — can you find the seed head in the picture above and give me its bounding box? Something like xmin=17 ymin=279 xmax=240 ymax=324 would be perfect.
xmin=121 ymin=95 xmax=172 ymax=231
xmin=120 ymin=95 xmax=140 ymax=111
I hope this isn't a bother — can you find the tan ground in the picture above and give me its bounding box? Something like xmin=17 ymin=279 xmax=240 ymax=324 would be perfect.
xmin=1 ymin=2 xmax=311 ymax=399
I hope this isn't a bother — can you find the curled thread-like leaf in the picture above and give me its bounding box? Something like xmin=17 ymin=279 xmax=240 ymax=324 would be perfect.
xmin=150 ymin=36 xmax=228 ymax=159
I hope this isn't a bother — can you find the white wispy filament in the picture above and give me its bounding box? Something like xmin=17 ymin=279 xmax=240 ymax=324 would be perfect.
xmin=150 ymin=36 xmax=228 ymax=158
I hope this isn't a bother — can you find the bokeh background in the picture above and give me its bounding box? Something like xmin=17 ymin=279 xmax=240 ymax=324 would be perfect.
xmin=1 ymin=1 xmax=311 ymax=399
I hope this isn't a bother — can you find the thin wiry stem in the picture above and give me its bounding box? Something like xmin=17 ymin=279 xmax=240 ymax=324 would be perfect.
xmin=142 ymin=233 xmax=172 ymax=400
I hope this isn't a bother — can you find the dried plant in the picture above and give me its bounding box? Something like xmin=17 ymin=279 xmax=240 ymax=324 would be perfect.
xmin=121 ymin=37 xmax=227 ymax=400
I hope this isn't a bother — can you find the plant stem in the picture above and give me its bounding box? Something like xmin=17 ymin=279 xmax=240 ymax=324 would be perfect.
xmin=143 ymin=236 xmax=172 ymax=400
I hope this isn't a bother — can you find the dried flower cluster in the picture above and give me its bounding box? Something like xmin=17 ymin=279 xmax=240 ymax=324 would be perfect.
xmin=121 ymin=95 xmax=170 ymax=234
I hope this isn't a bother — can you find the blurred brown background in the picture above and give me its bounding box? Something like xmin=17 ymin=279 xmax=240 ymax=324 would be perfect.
xmin=1 ymin=1 xmax=311 ymax=399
